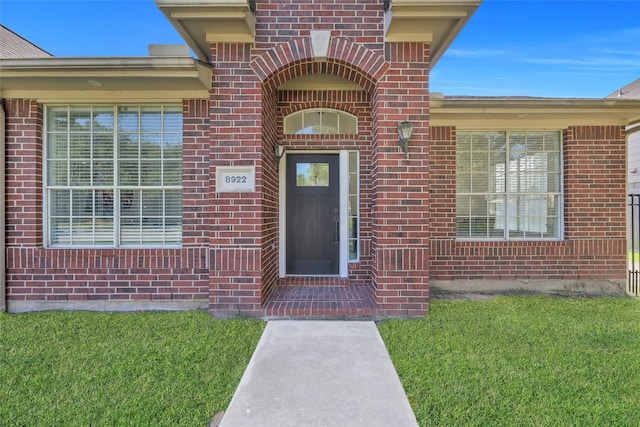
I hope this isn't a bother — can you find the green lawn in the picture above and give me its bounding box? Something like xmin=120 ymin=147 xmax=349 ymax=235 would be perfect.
xmin=2 ymin=297 xmax=639 ymax=426
xmin=379 ymin=296 xmax=640 ymax=426
xmin=0 ymin=311 xmax=265 ymax=426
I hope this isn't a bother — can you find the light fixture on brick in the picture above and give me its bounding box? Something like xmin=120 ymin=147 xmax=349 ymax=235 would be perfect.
xmin=397 ymin=121 xmax=414 ymax=158
xmin=274 ymin=144 xmax=286 ymax=169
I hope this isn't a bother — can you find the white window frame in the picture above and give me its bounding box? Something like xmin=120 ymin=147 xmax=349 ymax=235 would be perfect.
xmin=284 ymin=108 xmax=358 ymax=135
xmin=44 ymin=105 xmax=183 ymax=248
xmin=347 ymin=151 xmax=360 ymax=261
xmin=456 ymin=130 xmax=563 ymax=241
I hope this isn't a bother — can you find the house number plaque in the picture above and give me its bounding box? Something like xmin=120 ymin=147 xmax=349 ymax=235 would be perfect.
xmin=216 ymin=166 xmax=256 ymax=192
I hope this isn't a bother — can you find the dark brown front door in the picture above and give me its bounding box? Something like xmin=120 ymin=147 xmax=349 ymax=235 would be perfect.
xmin=286 ymin=154 xmax=339 ymax=275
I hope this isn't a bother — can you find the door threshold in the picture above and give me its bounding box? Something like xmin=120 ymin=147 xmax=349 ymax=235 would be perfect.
xmin=278 ymin=276 xmax=350 ymax=286
xmin=284 ymin=275 xmax=341 ymax=278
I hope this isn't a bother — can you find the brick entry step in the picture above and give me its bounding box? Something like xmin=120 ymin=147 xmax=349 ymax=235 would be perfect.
xmin=263 ymin=278 xmax=377 ymax=319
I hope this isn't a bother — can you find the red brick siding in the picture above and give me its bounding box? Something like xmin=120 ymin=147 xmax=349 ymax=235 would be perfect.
xmin=260 ymin=88 xmax=280 ymax=303
xmin=3 ymin=0 xmax=628 ymax=316
xmin=205 ymin=1 xmax=428 ymax=315
xmin=5 ymin=99 xmax=43 ymax=247
xmin=7 ymin=248 xmax=209 ymax=302
xmin=183 ymin=99 xmax=211 ymax=246
xmin=252 ymin=39 xmax=387 ymax=94
xmin=5 ymin=1 xmax=434 ymax=316
xmin=255 ymin=0 xmax=385 ymax=52
xmin=429 ymin=125 xmax=627 ymax=282
xmin=429 ymin=126 xmax=456 ymax=239
xmin=370 ymin=42 xmax=431 ymax=316
xmin=208 ymin=43 xmax=263 ymax=315
xmin=5 ymin=100 xmax=211 ymax=305
xmin=248 ymin=38 xmax=429 ymax=315
xmin=564 ymin=126 xmax=627 ymax=240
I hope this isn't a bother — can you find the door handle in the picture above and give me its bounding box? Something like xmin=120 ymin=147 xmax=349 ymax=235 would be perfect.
xmin=333 ymin=208 xmax=339 ymax=243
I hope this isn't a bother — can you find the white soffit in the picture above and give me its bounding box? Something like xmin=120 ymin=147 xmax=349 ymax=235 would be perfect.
xmin=384 ymin=0 xmax=482 ymax=66
xmin=156 ymin=0 xmax=256 ymax=62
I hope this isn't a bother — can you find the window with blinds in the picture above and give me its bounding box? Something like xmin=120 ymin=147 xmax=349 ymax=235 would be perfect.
xmin=456 ymin=131 xmax=562 ymax=240
xmin=45 ymin=105 xmax=183 ymax=247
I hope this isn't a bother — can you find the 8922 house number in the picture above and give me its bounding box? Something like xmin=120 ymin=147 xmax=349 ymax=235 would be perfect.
xmin=224 ymin=175 xmax=248 ymax=184
xmin=216 ymin=166 xmax=256 ymax=192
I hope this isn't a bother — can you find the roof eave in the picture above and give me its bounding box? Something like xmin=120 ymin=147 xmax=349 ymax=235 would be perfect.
xmin=384 ymin=0 xmax=482 ymax=66
xmin=430 ymin=96 xmax=640 ymax=128
xmin=155 ymin=0 xmax=256 ymax=62
xmin=0 ymin=56 xmax=212 ymax=102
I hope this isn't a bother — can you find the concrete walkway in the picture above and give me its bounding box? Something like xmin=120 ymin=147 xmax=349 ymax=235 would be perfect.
xmin=219 ymin=321 xmax=418 ymax=427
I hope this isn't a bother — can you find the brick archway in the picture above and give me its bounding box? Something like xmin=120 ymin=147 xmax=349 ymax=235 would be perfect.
xmin=278 ymin=91 xmax=371 ymax=120
xmin=253 ymin=36 xmax=387 ymax=317
xmin=251 ymin=36 xmax=388 ymax=93
xmin=252 ymin=37 xmax=431 ymax=318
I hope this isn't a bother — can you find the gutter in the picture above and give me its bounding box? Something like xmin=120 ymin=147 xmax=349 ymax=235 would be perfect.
xmin=627 ymin=120 xmax=640 ymax=136
xmin=1 ymin=100 xmax=5 ymax=311
xmin=0 ymin=55 xmax=206 ymax=69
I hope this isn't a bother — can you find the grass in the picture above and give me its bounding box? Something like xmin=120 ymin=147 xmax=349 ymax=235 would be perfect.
xmin=0 ymin=311 xmax=265 ymax=426
xmin=2 ymin=298 xmax=639 ymax=426
xmin=379 ymin=296 xmax=640 ymax=427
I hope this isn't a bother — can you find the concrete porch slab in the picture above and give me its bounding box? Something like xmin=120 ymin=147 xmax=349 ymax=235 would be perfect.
xmin=219 ymin=320 xmax=418 ymax=427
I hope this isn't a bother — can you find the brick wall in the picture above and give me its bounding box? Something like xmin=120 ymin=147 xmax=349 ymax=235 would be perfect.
xmin=5 ymin=100 xmax=211 ymax=310
xmin=4 ymin=1 xmax=629 ymax=314
xmin=254 ymin=0 xmax=384 ymax=52
xmin=7 ymin=248 xmax=209 ymax=304
xmin=206 ymin=0 xmax=428 ymax=316
xmin=370 ymin=42 xmax=431 ymax=316
xmin=183 ymin=99 xmax=211 ymax=246
xmin=5 ymin=0 xmax=435 ymax=316
xmin=564 ymin=126 xmax=627 ymax=241
xmin=208 ymin=43 xmax=264 ymax=315
xmin=429 ymin=125 xmax=627 ymax=283
xmin=5 ymin=99 xmax=42 ymax=248
xmin=260 ymin=88 xmax=280 ymax=304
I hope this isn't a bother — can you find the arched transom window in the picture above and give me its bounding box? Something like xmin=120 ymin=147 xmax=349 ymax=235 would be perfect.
xmin=284 ymin=108 xmax=357 ymax=135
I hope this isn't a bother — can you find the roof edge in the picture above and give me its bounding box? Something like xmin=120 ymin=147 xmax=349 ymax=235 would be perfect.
xmin=0 ymin=55 xmax=206 ymax=70
xmin=0 ymin=24 xmax=53 ymax=58
xmin=0 ymin=56 xmax=212 ymax=101
xmin=430 ymin=95 xmax=640 ymax=128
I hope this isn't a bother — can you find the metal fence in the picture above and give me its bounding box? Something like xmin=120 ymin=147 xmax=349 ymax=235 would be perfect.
xmin=628 ymin=194 xmax=640 ymax=296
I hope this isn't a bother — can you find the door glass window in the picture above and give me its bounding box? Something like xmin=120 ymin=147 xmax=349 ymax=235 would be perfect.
xmin=296 ymin=163 xmax=329 ymax=187
xmin=348 ymin=151 xmax=359 ymax=261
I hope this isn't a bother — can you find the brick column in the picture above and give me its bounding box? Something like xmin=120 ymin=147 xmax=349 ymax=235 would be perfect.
xmin=208 ymin=43 xmax=264 ymax=316
xmin=4 ymin=99 xmax=43 ymax=248
xmin=371 ymin=43 xmax=430 ymax=317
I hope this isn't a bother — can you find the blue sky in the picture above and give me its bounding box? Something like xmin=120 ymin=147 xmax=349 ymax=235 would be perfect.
xmin=1 ymin=0 xmax=639 ymax=98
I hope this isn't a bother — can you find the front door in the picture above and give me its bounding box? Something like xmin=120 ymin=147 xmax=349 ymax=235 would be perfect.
xmin=286 ymin=154 xmax=340 ymax=275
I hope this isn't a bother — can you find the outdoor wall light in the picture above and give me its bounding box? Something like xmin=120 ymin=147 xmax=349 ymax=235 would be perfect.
xmin=397 ymin=121 xmax=415 ymax=158
xmin=274 ymin=144 xmax=286 ymax=169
